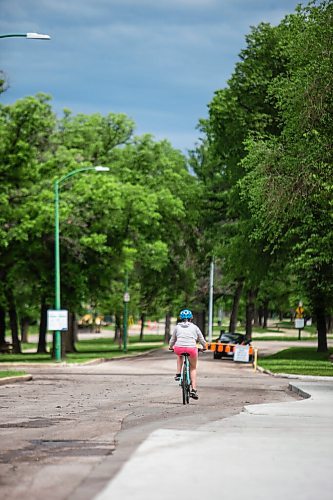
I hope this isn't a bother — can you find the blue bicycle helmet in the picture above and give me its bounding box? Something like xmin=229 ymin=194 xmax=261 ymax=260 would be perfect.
xmin=179 ymin=309 xmax=193 ymax=320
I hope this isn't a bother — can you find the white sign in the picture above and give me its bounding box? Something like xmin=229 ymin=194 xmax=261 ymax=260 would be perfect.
xmin=47 ymin=310 xmax=68 ymax=331
xmin=123 ymin=292 xmax=130 ymax=303
xmin=233 ymin=344 xmax=250 ymax=363
xmin=295 ymin=318 xmax=305 ymax=329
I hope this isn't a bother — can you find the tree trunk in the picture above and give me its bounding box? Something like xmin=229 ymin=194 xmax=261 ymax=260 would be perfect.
xmin=316 ymin=305 xmax=327 ymax=353
xmin=64 ymin=312 xmax=77 ymax=353
xmin=7 ymin=291 xmax=21 ymax=354
xmin=115 ymin=313 xmax=122 ymax=348
xmin=245 ymin=289 xmax=256 ymax=341
xmin=0 ymin=306 xmax=6 ymax=345
xmin=20 ymin=317 xmax=30 ymax=343
xmin=139 ymin=313 xmax=145 ymax=342
xmin=92 ymin=310 xmax=100 ymax=333
xmin=256 ymin=304 xmax=263 ymax=327
xmin=326 ymin=315 xmax=333 ymax=334
xmin=193 ymin=310 xmax=206 ymax=337
xmin=164 ymin=312 xmax=171 ymax=343
xmin=229 ymin=279 xmax=244 ymax=333
xmin=263 ymin=299 xmax=269 ymax=328
xmin=37 ymin=298 xmax=49 ymax=354
xmin=114 ymin=314 xmax=120 ymax=340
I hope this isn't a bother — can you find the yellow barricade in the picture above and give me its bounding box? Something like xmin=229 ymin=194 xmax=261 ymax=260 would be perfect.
xmin=205 ymin=342 xmax=256 ymax=367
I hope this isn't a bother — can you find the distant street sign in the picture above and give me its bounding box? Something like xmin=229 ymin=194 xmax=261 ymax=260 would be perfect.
xmin=295 ymin=318 xmax=305 ymax=329
xmin=295 ymin=306 xmax=304 ymax=318
xmin=47 ymin=309 xmax=68 ymax=331
xmin=123 ymin=292 xmax=130 ymax=303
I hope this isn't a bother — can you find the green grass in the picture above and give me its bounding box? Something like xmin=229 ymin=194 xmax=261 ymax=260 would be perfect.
xmin=259 ymin=347 xmax=333 ymax=376
xmin=0 ymin=353 xmax=56 ymax=363
xmin=0 ymin=335 xmax=165 ymax=364
xmin=252 ymin=336 xmax=319 ymax=341
xmin=0 ymin=370 xmax=27 ymax=378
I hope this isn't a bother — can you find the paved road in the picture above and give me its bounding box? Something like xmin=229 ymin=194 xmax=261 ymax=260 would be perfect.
xmin=96 ymin=379 xmax=333 ymax=500
xmin=0 ymin=349 xmax=298 ymax=500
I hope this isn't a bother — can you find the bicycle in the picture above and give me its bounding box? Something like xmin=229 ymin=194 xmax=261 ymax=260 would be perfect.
xmin=170 ymin=347 xmax=206 ymax=404
xmin=180 ymin=352 xmax=191 ymax=405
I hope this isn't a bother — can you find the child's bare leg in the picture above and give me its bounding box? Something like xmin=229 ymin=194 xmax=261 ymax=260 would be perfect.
xmin=177 ymin=355 xmax=182 ymax=373
xmin=189 ymin=356 xmax=198 ymax=390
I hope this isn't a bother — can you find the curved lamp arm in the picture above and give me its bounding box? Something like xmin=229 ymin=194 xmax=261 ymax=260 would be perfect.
xmin=57 ymin=166 xmax=110 ymax=186
xmin=0 ymin=32 xmax=50 ymax=39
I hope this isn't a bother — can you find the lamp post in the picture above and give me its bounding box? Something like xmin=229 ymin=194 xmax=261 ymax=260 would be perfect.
xmin=208 ymin=257 xmax=215 ymax=342
xmin=0 ymin=32 xmax=51 ymax=40
xmin=123 ymin=272 xmax=130 ymax=353
xmin=54 ymin=166 xmax=109 ymax=362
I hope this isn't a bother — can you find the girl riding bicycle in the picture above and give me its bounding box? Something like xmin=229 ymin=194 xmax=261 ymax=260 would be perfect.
xmin=169 ymin=309 xmax=206 ymax=400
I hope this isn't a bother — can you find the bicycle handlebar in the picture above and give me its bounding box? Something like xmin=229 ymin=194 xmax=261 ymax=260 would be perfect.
xmin=168 ymin=347 xmax=207 ymax=352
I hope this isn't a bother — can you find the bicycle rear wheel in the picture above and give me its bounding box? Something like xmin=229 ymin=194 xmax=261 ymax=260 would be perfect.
xmin=181 ymin=363 xmax=187 ymax=405
xmin=186 ymin=381 xmax=190 ymax=403
xmin=182 ymin=357 xmax=191 ymax=405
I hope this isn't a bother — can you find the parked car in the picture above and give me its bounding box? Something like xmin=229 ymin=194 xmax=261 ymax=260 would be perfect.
xmin=212 ymin=331 xmax=253 ymax=360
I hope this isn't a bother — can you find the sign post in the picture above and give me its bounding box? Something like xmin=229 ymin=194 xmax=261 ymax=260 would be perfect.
xmin=295 ymin=301 xmax=305 ymax=340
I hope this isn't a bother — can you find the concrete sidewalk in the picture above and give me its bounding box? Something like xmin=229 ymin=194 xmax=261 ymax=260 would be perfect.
xmin=95 ymin=379 xmax=333 ymax=500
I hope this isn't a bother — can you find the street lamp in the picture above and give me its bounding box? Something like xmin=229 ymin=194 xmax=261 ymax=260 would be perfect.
xmin=123 ymin=272 xmax=130 ymax=353
xmin=208 ymin=257 xmax=215 ymax=342
xmin=0 ymin=32 xmax=51 ymax=40
xmin=54 ymin=166 xmax=110 ymax=362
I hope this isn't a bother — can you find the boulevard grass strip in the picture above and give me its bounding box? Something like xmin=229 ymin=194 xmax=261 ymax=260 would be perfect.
xmin=0 ymin=353 xmax=53 ymax=363
xmin=252 ymin=335 xmax=320 ymax=341
xmin=0 ymin=335 xmax=165 ymax=364
xmin=259 ymin=347 xmax=333 ymax=376
xmin=0 ymin=370 xmax=27 ymax=378
xmin=67 ymin=335 xmax=164 ymax=363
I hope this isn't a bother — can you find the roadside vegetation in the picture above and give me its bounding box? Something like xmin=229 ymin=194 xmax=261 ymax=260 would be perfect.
xmin=0 ymin=335 xmax=164 ymax=364
xmin=259 ymin=348 xmax=333 ymax=377
xmin=0 ymin=370 xmax=26 ymax=378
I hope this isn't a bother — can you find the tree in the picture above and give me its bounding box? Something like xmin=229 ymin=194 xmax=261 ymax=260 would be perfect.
xmin=0 ymin=70 xmax=8 ymax=94
xmin=0 ymin=94 xmax=56 ymax=352
xmin=191 ymin=20 xmax=289 ymax=334
xmin=240 ymin=1 xmax=333 ymax=351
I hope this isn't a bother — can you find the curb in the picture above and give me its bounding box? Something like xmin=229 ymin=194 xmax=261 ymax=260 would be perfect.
xmin=288 ymin=382 xmax=311 ymax=399
xmin=257 ymin=364 xmax=333 ymax=381
xmin=257 ymin=366 xmax=312 ymax=399
xmin=0 ymin=362 xmax=67 ymax=368
xmin=0 ymin=374 xmax=33 ymax=385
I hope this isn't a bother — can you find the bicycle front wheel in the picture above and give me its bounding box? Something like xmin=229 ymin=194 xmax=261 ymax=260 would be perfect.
xmin=186 ymin=382 xmax=190 ymax=403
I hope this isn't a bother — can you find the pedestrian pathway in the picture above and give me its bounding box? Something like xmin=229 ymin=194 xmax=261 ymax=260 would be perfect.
xmin=95 ymin=379 xmax=333 ymax=500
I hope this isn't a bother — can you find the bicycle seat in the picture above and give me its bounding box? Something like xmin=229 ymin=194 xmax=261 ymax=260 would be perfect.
xmin=180 ymin=352 xmax=190 ymax=357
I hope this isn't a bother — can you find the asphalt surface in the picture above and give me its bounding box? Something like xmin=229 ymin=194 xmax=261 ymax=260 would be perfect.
xmin=0 ymin=348 xmax=301 ymax=500
xmin=95 ymin=378 xmax=333 ymax=500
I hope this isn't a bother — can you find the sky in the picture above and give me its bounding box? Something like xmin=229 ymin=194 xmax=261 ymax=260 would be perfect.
xmin=0 ymin=0 xmax=303 ymax=153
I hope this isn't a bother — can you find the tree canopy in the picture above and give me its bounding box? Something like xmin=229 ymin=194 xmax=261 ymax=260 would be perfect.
xmin=192 ymin=0 xmax=332 ymax=349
